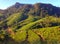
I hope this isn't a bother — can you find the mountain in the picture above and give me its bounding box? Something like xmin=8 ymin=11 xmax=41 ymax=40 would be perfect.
xmin=0 ymin=2 xmax=60 ymax=20
xmin=0 ymin=9 xmax=4 ymax=14
xmin=0 ymin=2 xmax=60 ymax=44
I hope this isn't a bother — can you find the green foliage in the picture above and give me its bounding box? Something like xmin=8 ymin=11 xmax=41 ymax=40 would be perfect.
xmin=28 ymin=30 xmax=41 ymax=44
xmin=0 ymin=12 xmax=60 ymax=44
xmin=0 ymin=3 xmax=60 ymax=44
xmin=7 ymin=13 xmax=26 ymax=26
xmin=33 ymin=26 xmax=60 ymax=44
xmin=11 ymin=30 xmax=26 ymax=42
xmin=7 ymin=13 xmax=20 ymax=26
xmin=0 ymin=30 xmax=5 ymax=40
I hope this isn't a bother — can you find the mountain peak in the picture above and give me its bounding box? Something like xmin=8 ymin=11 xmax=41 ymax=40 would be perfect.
xmin=15 ymin=2 xmax=21 ymax=5
xmin=14 ymin=2 xmax=24 ymax=8
xmin=15 ymin=2 xmax=20 ymax=4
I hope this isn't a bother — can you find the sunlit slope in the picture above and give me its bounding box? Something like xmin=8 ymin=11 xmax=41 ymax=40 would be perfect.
xmin=10 ymin=26 xmax=60 ymax=44
xmin=7 ymin=13 xmax=27 ymax=26
xmin=28 ymin=30 xmax=41 ymax=44
xmin=19 ymin=15 xmax=40 ymax=26
xmin=11 ymin=15 xmax=40 ymax=30
xmin=33 ymin=26 xmax=60 ymax=44
xmin=17 ymin=16 xmax=60 ymax=31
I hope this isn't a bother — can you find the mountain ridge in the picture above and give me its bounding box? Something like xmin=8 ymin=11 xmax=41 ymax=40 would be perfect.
xmin=0 ymin=2 xmax=60 ymax=20
xmin=0 ymin=2 xmax=59 ymax=10
xmin=0 ymin=2 xmax=60 ymax=21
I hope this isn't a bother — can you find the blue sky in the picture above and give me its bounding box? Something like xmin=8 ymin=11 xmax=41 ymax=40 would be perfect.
xmin=0 ymin=0 xmax=59 ymax=9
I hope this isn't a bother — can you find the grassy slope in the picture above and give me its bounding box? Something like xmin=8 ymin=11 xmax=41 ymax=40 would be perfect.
xmin=33 ymin=26 xmax=60 ymax=44
xmin=18 ymin=16 xmax=60 ymax=31
xmin=0 ymin=15 xmax=60 ymax=44
xmin=11 ymin=26 xmax=60 ymax=44
xmin=7 ymin=13 xmax=22 ymax=26
xmin=9 ymin=16 xmax=60 ymax=44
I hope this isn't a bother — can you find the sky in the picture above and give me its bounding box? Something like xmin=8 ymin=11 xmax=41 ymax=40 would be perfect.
xmin=0 ymin=0 xmax=59 ymax=9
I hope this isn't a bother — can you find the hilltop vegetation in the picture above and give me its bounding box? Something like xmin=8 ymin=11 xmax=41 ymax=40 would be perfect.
xmin=0 ymin=2 xmax=60 ymax=44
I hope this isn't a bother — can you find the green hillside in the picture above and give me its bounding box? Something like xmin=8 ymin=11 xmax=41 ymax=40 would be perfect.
xmin=0 ymin=2 xmax=60 ymax=44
